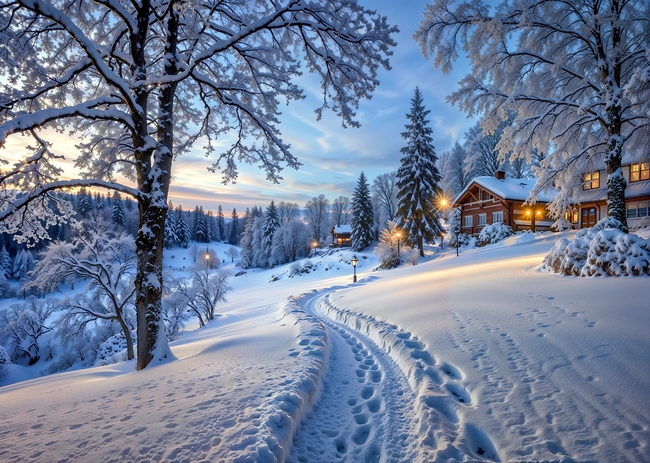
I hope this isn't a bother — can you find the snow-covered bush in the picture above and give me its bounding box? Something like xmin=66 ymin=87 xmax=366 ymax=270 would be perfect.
xmin=0 ymin=345 xmax=11 ymax=380
xmin=95 ymin=332 xmax=133 ymax=366
xmin=479 ymin=222 xmax=513 ymax=245
xmin=0 ymin=297 xmax=57 ymax=365
xmin=373 ymin=221 xmax=403 ymax=269
xmin=543 ymin=217 xmax=650 ymax=276
xmin=402 ymin=249 xmax=420 ymax=267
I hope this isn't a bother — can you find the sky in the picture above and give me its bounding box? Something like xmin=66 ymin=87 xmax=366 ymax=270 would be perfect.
xmin=2 ymin=1 xmax=475 ymax=215
xmin=172 ymin=0 xmax=475 ymax=214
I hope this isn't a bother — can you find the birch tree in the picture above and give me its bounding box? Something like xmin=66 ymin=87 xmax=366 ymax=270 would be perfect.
xmin=416 ymin=0 xmax=650 ymax=231
xmin=0 ymin=0 xmax=397 ymax=369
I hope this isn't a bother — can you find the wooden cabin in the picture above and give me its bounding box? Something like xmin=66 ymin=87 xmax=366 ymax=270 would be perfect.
xmin=331 ymin=225 xmax=351 ymax=247
xmin=568 ymin=159 xmax=650 ymax=228
xmin=453 ymin=171 xmax=555 ymax=235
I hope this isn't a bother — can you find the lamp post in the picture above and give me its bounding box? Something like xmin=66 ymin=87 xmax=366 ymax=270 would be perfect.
xmin=351 ymin=255 xmax=358 ymax=283
xmin=205 ymin=246 xmax=210 ymax=268
xmin=395 ymin=231 xmax=401 ymax=260
xmin=440 ymin=231 xmax=446 ymax=250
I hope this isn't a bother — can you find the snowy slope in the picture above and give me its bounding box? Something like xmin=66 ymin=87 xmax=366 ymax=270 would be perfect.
xmin=1 ymin=235 xmax=648 ymax=463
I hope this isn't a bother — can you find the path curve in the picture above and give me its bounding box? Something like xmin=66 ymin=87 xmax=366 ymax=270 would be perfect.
xmin=287 ymin=290 xmax=419 ymax=463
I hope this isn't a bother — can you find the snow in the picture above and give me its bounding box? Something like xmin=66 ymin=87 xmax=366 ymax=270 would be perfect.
xmin=1 ymin=236 xmax=649 ymax=462
xmin=455 ymin=176 xmax=557 ymax=204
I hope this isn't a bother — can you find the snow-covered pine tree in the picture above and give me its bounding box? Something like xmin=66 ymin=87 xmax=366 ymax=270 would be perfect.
xmin=350 ymin=172 xmax=375 ymax=251
xmin=163 ymin=207 xmax=179 ymax=249
xmin=193 ymin=206 xmax=208 ymax=243
xmin=261 ymin=201 xmax=280 ymax=265
xmin=449 ymin=207 xmax=462 ymax=250
xmin=175 ymin=206 xmax=191 ymax=248
xmin=228 ymin=209 xmax=241 ymax=245
xmin=0 ymin=246 xmax=12 ymax=280
xmin=111 ymin=191 xmax=126 ymax=228
xmin=76 ymin=188 xmax=94 ymax=218
xmin=395 ymin=87 xmax=444 ymax=256
xmin=207 ymin=211 xmax=218 ymax=242
xmin=216 ymin=205 xmax=225 ymax=242
xmin=239 ymin=208 xmax=255 ymax=268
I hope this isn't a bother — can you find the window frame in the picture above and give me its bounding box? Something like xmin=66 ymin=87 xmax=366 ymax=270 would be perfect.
xmin=583 ymin=171 xmax=600 ymax=190
xmin=492 ymin=211 xmax=504 ymax=224
xmin=463 ymin=215 xmax=473 ymax=228
xmin=478 ymin=213 xmax=487 ymax=226
xmin=630 ymin=162 xmax=650 ymax=183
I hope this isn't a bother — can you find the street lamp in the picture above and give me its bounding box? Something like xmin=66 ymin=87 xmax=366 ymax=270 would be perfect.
xmin=205 ymin=246 xmax=210 ymax=267
xmin=395 ymin=231 xmax=401 ymax=260
xmin=351 ymin=255 xmax=358 ymax=283
xmin=440 ymin=230 xmax=446 ymax=250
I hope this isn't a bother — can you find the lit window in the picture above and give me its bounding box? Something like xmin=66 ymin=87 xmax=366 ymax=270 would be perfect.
xmin=463 ymin=216 xmax=473 ymax=227
xmin=478 ymin=214 xmax=486 ymax=226
xmin=492 ymin=211 xmax=504 ymax=223
xmin=583 ymin=171 xmax=600 ymax=190
xmin=630 ymin=162 xmax=650 ymax=182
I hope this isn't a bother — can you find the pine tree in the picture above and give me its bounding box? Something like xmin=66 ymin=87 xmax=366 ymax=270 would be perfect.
xmin=216 ymin=205 xmax=225 ymax=242
xmin=164 ymin=206 xmax=179 ymax=249
xmin=239 ymin=208 xmax=255 ymax=268
xmin=0 ymin=246 xmax=12 ymax=279
xmin=228 ymin=209 xmax=241 ymax=245
xmin=261 ymin=201 xmax=280 ymax=265
xmin=206 ymin=211 xmax=218 ymax=242
xmin=111 ymin=191 xmax=127 ymax=228
xmin=395 ymin=87 xmax=443 ymax=256
xmin=175 ymin=206 xmax=191 ymax=248
xmin=193 ymin=206 xmax=209 ymax=243
xmin=76 ymin=188 xmax=94 ymax=217
xmin=350 ymin=172 xmax=374 ymax=251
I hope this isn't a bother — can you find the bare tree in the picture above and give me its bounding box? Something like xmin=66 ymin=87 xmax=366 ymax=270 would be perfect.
xmin=26 ymin=217 xmax=137 ymax=360
xmin=305 ymin=194 xmax=330 ymax=242
xmin=171 ymin=264 xmax=231 ymax=328
xmin=225 ymin=247 xmax=239 ymax=263
xmin=0 ymin=1 xmax=397 ymax=369
xmin=0 ymin=297 xmax=57 ymax=365
xmin=331 ymin=196 xmax=350 ymax=226
xmin=371 ymin=172 xmax=397 ymax=223
xmin=416 ymin=0 xmax=649 ymax=231
xmin=277 ymin=201 xmax=301 ymax=223
xmin=272 ymin=219 xmax=309 ymax=264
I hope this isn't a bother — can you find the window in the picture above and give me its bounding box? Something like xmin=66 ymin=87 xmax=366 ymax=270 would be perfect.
xmin=492 ymin=211 xmax=504 ymax=223
xmin=478 ymin=213 xmax=487 ymax=226
xmin=627 ymin=201 xmax=649 ymax=219
xmin=463 ymin=216 xmax=473 ymax=227
xmin=630 ymin=162 xmax=650 ymax=182
xmin=583 ymin=171 xmax=600 ymax=190
xmin=479 ymin=190 xmax=493 ymax=201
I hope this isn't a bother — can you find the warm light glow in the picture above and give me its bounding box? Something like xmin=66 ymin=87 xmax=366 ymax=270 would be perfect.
xmin=205 ymin=253 xmax=210 ymax=260
xmin=351 ymin=256 xmax=358 ymax=267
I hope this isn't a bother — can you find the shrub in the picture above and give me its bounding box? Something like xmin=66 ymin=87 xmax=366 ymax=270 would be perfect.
xmin=0 ymin=345 xmax=10 ymax=380
xmin=479 ymin=222 xmax=513 ymax=245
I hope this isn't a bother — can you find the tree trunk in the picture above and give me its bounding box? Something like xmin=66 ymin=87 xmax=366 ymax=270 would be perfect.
xmin=135 ymin=201 xmax=167 ymax=370
xmin=116 ymin=316 xmax=135 ymax=361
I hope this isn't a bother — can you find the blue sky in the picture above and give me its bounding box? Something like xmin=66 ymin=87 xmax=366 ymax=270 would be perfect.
xmin=169 ymin=0 xmax=476 ymax=214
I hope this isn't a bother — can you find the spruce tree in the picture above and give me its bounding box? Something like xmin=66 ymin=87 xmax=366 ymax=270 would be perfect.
xmin=216 ymin=205 xmax=225 ymax=241
xmin=175 ymin=206 xmax=191 ymax=248
xmin=164 ymin=206 xmax=179 ymax=249
xmin=239 ymin=208 xmax=254 ymax=268
xmin=111 ymin=191 xmax=127 ymax=228
xmin=228 ymin=209 xmax=241 ymax=245
xmin=0 ymin=246 xmax=12 ymax=279
xmin=193 ymin=206 xmax=208 ymax=243
xmin=395 ymin=87 xmax=443 ymax=256
xmin=76 ymin=188 xmax=93 ymax=217
xmin=261 ymin=201 xmax=280 ymax=264
xmin=350 ymin=172 xmax=374 ymax=251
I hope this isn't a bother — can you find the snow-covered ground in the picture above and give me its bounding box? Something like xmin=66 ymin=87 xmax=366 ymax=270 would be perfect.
xmin=1 ymin=233 xmax=648 ymax=462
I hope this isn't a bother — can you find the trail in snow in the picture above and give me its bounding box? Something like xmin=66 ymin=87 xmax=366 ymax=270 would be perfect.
xmin=288 ymin=291 xmax=419 ymax=463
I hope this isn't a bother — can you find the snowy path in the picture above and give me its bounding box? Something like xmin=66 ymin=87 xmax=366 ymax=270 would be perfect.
xmin=288 ymin=291 xmax=419 ymax=462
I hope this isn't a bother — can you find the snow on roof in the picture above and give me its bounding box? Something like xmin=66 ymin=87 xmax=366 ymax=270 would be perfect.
xmin=573 ymin=179 xmax=650 ymax=203
xmin=454 ymin=176 xmax=557 ymax=204
xmin=334 ymin=225 xmax=351 ymax=234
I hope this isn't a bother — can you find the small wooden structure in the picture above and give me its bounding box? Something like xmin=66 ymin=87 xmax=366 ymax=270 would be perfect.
xmin=331 ymin=225 xmax=351 ymax=247
xmin=453 ymin=172 xmax=555 ymax=235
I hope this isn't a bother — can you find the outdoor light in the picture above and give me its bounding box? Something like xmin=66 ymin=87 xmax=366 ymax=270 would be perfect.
xmin=351 ymin=255 xmax=359 ymax=283
xmin=441 ymin=230 xmax=446 ymax=250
